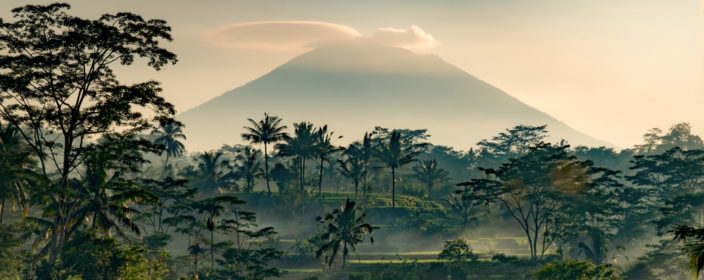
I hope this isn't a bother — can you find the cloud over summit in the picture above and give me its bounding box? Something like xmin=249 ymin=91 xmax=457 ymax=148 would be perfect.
xmin=370 ymin=25 xmax=436 ymax=49
xmin=205 ymin=21 xmax=436 ymax=51
xmin=205 ymin=21 xmax=361 ymax=51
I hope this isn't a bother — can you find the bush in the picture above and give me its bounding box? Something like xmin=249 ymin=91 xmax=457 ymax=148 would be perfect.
xmin=438 ymin=238 xmax=477 ymax=262
xmin=491 ymin=253 xmax=520 ymax=263
xmin=532 ymin=259 xmax=622 ymax=280
xmin=0 ymin=223 xmax=29 ymax=279
xmin=38 ymin=230 xmax=170 ymax=280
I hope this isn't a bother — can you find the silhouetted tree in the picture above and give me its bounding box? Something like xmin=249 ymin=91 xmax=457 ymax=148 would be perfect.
xmin=216 ymin=200 xmax=283 ymax=279
xmin=314 ymin=125 xmax=341 ymax=199
xmin=195 ymin=195 xmax=243 ymax=275
xmin=634 ymin=122 xmax=704 ymax=154
xmin=476 ymin=125 xmax=548 ymax=168
xmin=376 ymin=131 xmax=424 ymax=208
xmin=136 ymin=177 xmax=195 ymax=240
xmin=197 ymin=151 xmax=228 ymax=192
xmin=0 ymin=3 xmax=177 ymax=264
xmin=316 ymin=200 xmax=375 ymax=269
xmin=338 ymin=156 xmax=365 ymax=197
xmin=276 ymin=122 xmax=317 ymax=197
xmin=151 ymin=121 xmax=186 ymax=175
xmin=242 ymin=113 xmax=288 ymax=195
xmin=345 ymin=133 xmax=374 ymax=194
xmin=459 ymin=143 xmax=595 ymax=261
xmin=71 ymin=143 xmax=157 ymax=240
xmin=629 ymin=147 xmax=704 ymax=232
xmin=412 ymin=159 xmax=449 ymax=200
xmin=235 ymin=146 xmax=263 ymax=193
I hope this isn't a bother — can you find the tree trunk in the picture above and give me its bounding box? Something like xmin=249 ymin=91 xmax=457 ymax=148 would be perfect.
xmin=392 ymin=167 xmax=396 ymax=208
xmin=354 ymin=181 xmax=359 ymax=197
xmin=427 ymin=182 xmax=432 ymax=200
xmin=210 ymin=229 xmax=214 ymax=275
xmin=194 ymin=252 xmax=199 ymax=276
xmin=188 ymin=234 xmax=192 ymax=275
xmin=48 ymin=220 xmax=64 ymax=266
xmin=301 ymin=156 xmax=306 ymax=215
xmin=264 ymin=143 xmax=271 ymax=195
xmin=164 ymin=152 xmax=170 ymax=176
xmin=318 ymin=156 xmax=324 ymax=200
xmin=342 ymin=243 xmax=347 ymax=270
xmin=0 ymin=198 xmax=4 ymax=225
xmin=300 ymin=156 xmax=307 ymax=196
xmin=363 ymin=163 xmax=368 ymax=195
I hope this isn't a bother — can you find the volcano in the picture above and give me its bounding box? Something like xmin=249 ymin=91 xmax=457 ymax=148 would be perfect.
xmin=178 ymin=42 xmax=609 ymax=151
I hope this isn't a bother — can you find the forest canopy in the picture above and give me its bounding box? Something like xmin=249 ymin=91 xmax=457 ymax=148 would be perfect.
xmin=1 ymin=3 xmax=704 ymax=280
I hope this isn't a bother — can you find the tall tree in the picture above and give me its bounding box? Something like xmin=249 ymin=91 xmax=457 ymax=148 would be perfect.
xmin=151 ymin=121 xmax=186 ymax=175
xmin=197 ymin=151 xmax=227 ymax=192
xmin=345 ymin=133 xmax=374 ymax=194
xmin=70 ymin=139 xmax=157 ymax=241
xmin=338 ymin=156 xmax=365 ymax=197
xmin=376 ymin=131 xmax=424 ymax=208
xmin=242 ymin=113 xmax=288 ymax=195
xmin=634 ymin=122 xmax=704 ymax=154
xmin=459 ymin=143 xmax=623 ymax=261
xmin=629 ymin=147 xmax=704 ymax=232
xmin=137 ymin=177 xmax=195 ymax=239
xmin=195 ymin=195 xmax=243 ymax=276
xmin=316 ymin=200 xmax=375 ymax=270
xmin=0 ymin=3 xmax=177 ymax=264
xmin=412 ymin=159 xmax=449 ymax=200
xmin=276 ymin=122 xmax=317 ymax=197
xmin=314 ymin=125 xmax=341 ymax=199
xmin=216 ymin=202 xmax=283 ymax=279
xmin=234 ymin=146 xmax=262 ymax=193
xmin=476 ymin=125 xmax=549 ymax=168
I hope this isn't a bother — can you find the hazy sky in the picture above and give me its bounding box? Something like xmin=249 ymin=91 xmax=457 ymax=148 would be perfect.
xmin=1 ymin=0 xmax=702 ymax=148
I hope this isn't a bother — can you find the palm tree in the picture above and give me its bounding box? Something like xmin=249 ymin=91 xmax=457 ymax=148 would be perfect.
xmin=347 ymin=133 xmax=374 ymax=194
xmin=71 ymin=150 xmax=156 ymax=241
xmin=242 ymin=113 xmax=288 ymax=195
xmin=276 ymin=122 xmax=317 ymax=196
xmin=316 ymin=199 xmax=375 ymax=270
xmin=0 ymin=123 xmax=34 ymax=224
xmin=337 ymin=157 xmax=366 ymax=197
xmin=674 ymin=225 xmax=704 ymax=278
xmin=235 ymin=146 xmax=262 ymax=193
xmin=412 ymin=159 xmax=449 ymax=200
xmin=195 ymin=195 xmax=244 ymax=275
xmin=188 ymin=239 xmax=207 ymax=276
xmin=151 ymin=121 xmax=186 ymax=174
xmin=173 ymin=213 xmax=200 ymax=275
xmin=198 ymin=151 xmax=226 ymax=192
xmin=376 ymin=131 xmax=423 ymax=208
xmin=29 ymin=147 xmax=154 ymax=248
xmin=314 ymin=125 xmax=341 ymax=199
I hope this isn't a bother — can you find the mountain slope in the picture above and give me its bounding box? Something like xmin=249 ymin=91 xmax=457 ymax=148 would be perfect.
xmin=178 ymin=42 xmax=609 ymax=151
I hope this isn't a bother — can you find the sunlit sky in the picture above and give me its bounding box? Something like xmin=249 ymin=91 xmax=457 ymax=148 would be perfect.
xmin=2 ymin=0 xmax=703 ymax=148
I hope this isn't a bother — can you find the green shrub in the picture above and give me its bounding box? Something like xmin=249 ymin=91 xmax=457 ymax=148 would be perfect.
xmin=438 ymin=238 xmax=477 ymax=262
xmin=491 ymin=253 xmax=520 ymax=263
xmin=531 ymin=259 xmax=622 ymax=280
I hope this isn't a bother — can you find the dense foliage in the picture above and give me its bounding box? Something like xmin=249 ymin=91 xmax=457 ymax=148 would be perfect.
xmin=1 ymin=3 xmax=704 ymax=280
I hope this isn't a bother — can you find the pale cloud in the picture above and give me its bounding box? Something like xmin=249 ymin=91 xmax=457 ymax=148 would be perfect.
xmin=205 ymin=21 xmax=437 ymax=51
xmin=369 ymin=25 xmax=437 ymax=49
xmin=205 ymin=21 xmax=362 ymax=51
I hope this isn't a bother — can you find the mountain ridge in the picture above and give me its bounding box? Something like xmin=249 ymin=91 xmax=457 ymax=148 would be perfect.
xmin=178 ymin=42 xmax=610 ymax=151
